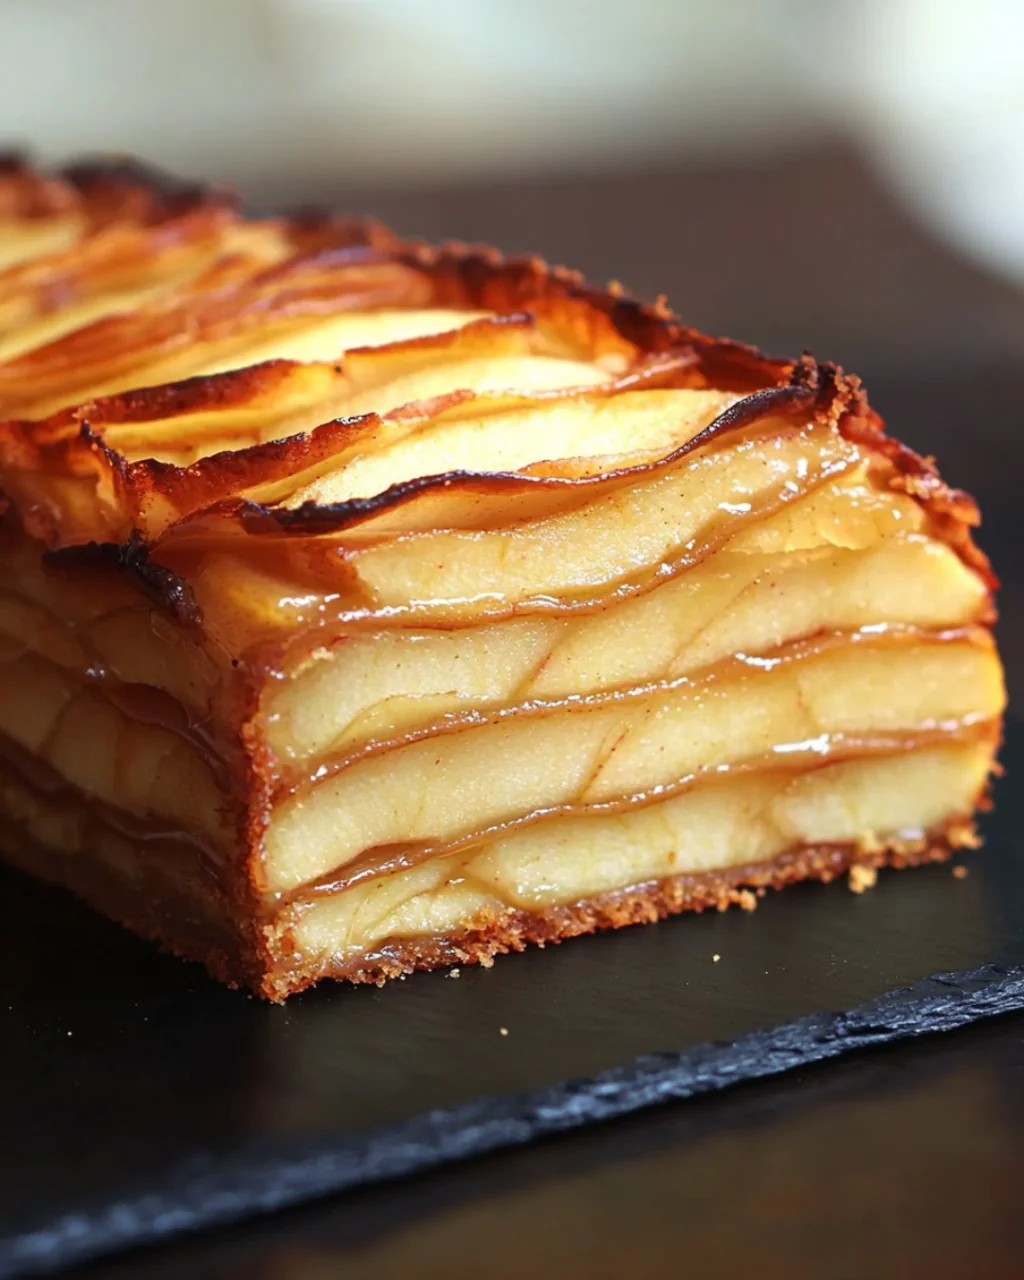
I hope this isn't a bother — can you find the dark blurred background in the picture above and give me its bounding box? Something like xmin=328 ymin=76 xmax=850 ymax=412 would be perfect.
xmin=3 ymin=0 xmax=1023 ymax=372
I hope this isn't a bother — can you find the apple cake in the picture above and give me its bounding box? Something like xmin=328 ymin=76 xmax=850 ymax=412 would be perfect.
xmin=0 ymin=157 xmax=1005 ymax=998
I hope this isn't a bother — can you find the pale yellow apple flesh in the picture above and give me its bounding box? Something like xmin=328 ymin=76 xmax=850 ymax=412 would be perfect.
xmin=263 ymin=535 xmax=987 ymax=772
xmin=288 ymin=740 xmax=994 ymax=964
xmin=0 ymin=215 xmax=84 ymax=272
xmin=263 ymin=633 xmax=1000 ymax=892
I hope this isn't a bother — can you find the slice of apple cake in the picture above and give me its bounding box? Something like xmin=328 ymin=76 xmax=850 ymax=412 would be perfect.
xmin=0 ymin=158 xmax=1004 ymax=998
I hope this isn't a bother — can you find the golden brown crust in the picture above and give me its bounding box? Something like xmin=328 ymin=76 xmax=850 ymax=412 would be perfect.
xmin=0 ymin=153 xmax=232 ymax=226
xmin=0 ymin=154 xmax=78 ymax=219
xmin=41 ymin=535 xmax=202 ymax=626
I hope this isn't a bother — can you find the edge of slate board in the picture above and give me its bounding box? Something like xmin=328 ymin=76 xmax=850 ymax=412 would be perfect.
xmin=3 ymin=961 xmax=1023 ymax=1279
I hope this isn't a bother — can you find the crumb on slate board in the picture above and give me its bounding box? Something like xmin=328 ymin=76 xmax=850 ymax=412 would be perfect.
xmin=848 ymin=864 xmax=878 ymax=894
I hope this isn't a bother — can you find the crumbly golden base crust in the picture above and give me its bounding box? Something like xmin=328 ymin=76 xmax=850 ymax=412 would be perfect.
xmin=1 ymin=815 xmax=977 ymax=1000
xmin=260 ymin=823 xmax=978 ymax=1000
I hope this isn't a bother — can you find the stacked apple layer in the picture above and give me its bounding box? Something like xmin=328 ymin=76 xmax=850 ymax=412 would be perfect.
xmin=255 ymin=431 xmax=1002 ymax=976
xmin=0 ymin=382 xmax=1003 ymax=991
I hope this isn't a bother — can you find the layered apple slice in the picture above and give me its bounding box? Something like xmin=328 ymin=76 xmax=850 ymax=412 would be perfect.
xmin=0 ymin=159 xmax=1004 ymax=997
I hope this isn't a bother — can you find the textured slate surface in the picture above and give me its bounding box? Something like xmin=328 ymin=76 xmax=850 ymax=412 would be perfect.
xmin=4 ymin=964 xmax=1024 ymax=1278
xmin=1 ymin=713 xmax=1022 ymax=1277
xmin=71 ymin=1005 xmax=1024 ymax=1280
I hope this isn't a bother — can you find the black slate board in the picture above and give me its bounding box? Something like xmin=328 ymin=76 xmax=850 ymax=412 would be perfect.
xmin=1 ymin=708 xmax=1023 ymax=1277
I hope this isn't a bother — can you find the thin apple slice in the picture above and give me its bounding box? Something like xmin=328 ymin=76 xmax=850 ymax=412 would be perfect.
xmin=288 ymin=739 xmax=996 ymax=958
xmin=286 ymin=386 xmax=738 ymax=507
xmin=0 ymin=246 xmax=454 ymax=417
xmin=165 ymin=428 xmax=866 ymax=654
xmin=0 ymin=214 xmax=84 ymax=272
xmin=262 ymin=532 xmax=988 ymax=772
xmin=26 ymin=311 xmax=659 ymax=470
xmin=342 ymin=423 xmax=855 ymax=615
xmin=0 ymin=204 xmax=259 ymax=362
xmin=187 ymin=308 xmax=495 ymax=380
xmin=470 ymin=740 xmax=995 ymax=907
xmin=263 ymin=632 xmax=1004 ymax=890
xmin=0 ymin=650 xmax=225 ymax=841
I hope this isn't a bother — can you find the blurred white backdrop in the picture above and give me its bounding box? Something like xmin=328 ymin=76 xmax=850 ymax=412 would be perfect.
xmin=1 ymin=0 xmax=1021 ymax=279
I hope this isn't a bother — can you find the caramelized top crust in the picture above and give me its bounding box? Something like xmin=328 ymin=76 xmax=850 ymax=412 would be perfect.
xmin=0 ymin=156 xmax=994 ymax=608
xmin=0 ymin=154 xmax=78 ymax=219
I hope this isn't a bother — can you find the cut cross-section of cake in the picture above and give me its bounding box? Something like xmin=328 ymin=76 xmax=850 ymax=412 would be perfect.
xmin=0 ymin=158 xmax=1005 ymax=998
